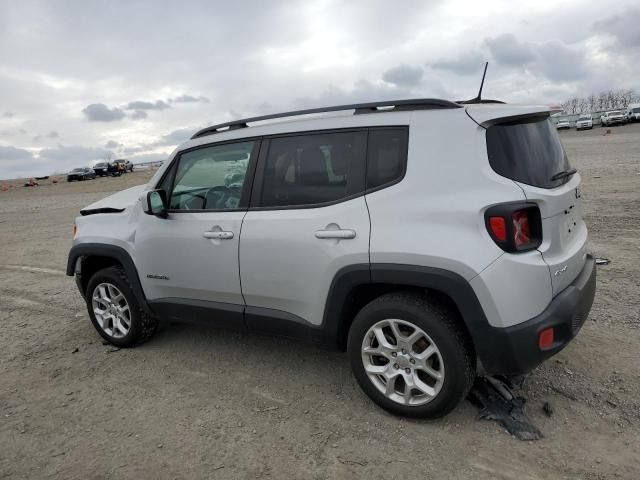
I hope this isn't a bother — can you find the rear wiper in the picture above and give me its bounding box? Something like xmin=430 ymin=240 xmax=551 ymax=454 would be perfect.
xmin=550 ymin=168 xmax=577 ymax=182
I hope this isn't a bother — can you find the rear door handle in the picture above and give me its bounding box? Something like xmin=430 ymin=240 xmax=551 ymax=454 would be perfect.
xmin=203 ymin=231 xmax=234 ymax=240
xmin=315 ymin=229 xmax=356 ymax=239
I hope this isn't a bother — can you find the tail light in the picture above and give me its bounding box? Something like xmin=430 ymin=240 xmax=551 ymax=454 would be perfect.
xmin=485 ymin=203 xmax=542 ymax=252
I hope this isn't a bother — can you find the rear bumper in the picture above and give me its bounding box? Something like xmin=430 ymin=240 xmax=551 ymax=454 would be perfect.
xmin=478 ymin=254 xmax=596 ymax=375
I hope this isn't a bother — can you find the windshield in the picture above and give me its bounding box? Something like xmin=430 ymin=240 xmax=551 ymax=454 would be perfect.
xmin=633 ymin=108 xmax=640 ymax=113
xmin=486 ymin=117 xmax=571 ymax=189
xmin=579 ymin=116 xmax=591 ymax=120
xmin=71 ymin=168 xmax=84 ymax=172
xmin=610 ymin=111 xmax=623 ymax=116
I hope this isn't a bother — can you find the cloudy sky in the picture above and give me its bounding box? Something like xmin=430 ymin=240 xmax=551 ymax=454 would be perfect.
xmin=1 ymin=0 xmax=638 ymax=179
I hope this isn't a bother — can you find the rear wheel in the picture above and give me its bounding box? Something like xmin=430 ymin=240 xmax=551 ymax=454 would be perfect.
xmin=85 ymin=266 xmax=158 ymax=347
xmin=348 ymin=292 xmax=475 ymax=418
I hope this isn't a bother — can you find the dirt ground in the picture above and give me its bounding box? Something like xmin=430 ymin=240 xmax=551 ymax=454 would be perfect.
xmin=1 ymin=123 xmax=639 ymax=480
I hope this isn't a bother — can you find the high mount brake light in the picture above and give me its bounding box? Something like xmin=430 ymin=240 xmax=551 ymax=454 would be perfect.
xmin=485 ymin=203 xmax=542 ymax=252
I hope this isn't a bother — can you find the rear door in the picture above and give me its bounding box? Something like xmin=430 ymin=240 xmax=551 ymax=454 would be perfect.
xmin=485 ymin=116 xmax=587 ymax=295
xmin=239 ymin=129 xmax=370 ymax=331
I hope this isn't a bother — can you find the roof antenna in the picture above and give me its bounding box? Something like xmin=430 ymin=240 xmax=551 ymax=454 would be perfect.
xmin=457 ymin=62 xmax=503 ymax=105
xmin=475 ymin=62 xmax=489 ymax=102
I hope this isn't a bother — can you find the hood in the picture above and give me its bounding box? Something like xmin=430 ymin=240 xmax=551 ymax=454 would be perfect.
xmin=80 ymin=184 xmax=146 ymax=216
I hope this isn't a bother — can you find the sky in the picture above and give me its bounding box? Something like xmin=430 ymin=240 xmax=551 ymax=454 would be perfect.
xmin=1 ymin=0 xmax=638 ymax=179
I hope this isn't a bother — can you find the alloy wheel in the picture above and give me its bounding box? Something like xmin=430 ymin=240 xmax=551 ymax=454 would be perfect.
xmin=361 ymin=318 xmax=445 ymax=406
xmin=91 ymin=282 xmax=132 ymax=338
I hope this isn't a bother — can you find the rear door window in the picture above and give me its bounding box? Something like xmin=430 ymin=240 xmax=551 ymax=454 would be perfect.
xmin=366 ymin=128 xmax=408 ymax=191
xmin=258 ymin=130 xmax=367 ymax=208
xmin=486 ymin=117 xmax=571 ymax=189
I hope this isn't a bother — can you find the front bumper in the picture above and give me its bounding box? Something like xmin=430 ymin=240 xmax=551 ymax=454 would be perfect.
xmin=479 ymin=255 xmax=596 ymax=375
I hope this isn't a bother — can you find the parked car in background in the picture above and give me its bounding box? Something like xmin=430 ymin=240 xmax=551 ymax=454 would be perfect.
xmin=601 ymin=110 xmax=627 ymax=126
xmin=67 ymin=167 xmax=96 ymax=182
xmin=626 ymin=104 xmax=640 ymax=123
xmin=93 ymin=162 xmax=110 ymax=176
xmin=113 ymin=159 xmax=133 ymax=172
xmin=576 ymin=114 xmax=593 ymax=131
xmin=556 ymin=119 xmax=570 ymax=130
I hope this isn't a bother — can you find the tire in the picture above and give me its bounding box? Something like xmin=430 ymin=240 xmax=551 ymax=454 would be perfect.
xmin=85 ymin=266 xmax=158 ymax=347
xmin=347 ymin=292 xmax=475 ymax=418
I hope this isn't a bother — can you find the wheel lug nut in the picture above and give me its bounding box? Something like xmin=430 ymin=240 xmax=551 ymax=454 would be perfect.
xmin=402 ymin=349 xmax=407 ymax=354
xmin=405 ymin=368 xmax=411 ymax=374
xmin=410 ymin=359 xmax=415 ymax=364
xmin=393 ymin=363 xmax=399 ymax=369
xmin=391 ymin=352 xmax=397 ymax=357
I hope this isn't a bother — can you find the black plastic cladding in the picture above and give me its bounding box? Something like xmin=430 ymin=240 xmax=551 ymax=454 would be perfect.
xmin=190 ymin=99 xmax=461 ymax=139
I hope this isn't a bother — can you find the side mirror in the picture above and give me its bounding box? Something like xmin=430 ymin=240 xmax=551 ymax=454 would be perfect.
xmin=145 ymin=189 xmax=168 ymax=218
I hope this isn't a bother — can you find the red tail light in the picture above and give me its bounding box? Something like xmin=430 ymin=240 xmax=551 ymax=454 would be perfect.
xmin=488 ymin=217 xmax=506 ymax=241
xmin=485 ymin=203 xmax=541 ymax=252
xmin=512 ymin=210 xmax=531 ymax=247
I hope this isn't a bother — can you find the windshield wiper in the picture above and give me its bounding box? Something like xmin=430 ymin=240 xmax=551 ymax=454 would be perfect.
xmin=550 ymin=168 xmax=577 ymax=182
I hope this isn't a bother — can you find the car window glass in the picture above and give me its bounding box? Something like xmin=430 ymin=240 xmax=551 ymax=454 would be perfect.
xmin=169 ymin=141 xmax=255 ymax=210
xmin=366 ymin=128 xmax=408 ymax=190
xmin=260 ymin=131 xmax=366 ymax=208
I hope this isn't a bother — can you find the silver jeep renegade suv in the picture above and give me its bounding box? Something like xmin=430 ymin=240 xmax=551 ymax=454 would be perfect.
xmin=67 ymin=99 xmax=596 ymax=418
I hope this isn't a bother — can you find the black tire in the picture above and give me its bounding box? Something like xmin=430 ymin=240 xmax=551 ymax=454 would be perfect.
xmin=347 ymin=292 xmax=475 ymax=418
xmin=85 ymin=266 xmax=158 ymax=347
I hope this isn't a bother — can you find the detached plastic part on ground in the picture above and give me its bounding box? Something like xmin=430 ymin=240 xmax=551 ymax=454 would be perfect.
xmin=468 ymin=375 xmax=543 ymax=441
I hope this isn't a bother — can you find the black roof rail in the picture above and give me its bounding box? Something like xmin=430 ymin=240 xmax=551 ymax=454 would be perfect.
xmin=190 ymin=98 xmax=462 ymax=139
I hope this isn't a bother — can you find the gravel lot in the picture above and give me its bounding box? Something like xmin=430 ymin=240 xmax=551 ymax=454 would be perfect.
xmin=1 ymin=124 xmax=639 ymax=479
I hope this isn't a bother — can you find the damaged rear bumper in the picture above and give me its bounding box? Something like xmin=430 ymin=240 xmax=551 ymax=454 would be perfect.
xmin=480 ymin=254 xmax=596 ymax=375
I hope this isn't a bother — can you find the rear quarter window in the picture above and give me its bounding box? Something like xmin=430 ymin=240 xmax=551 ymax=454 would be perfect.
xmin=486 ymin=117 xmax=571 ymax=189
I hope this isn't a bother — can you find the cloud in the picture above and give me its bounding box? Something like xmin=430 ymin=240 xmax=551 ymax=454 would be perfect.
xmin=536 ymin=41 xmax=588 ymax=82
xmin=104 ymin=140 xmax=121 ymax=149
xmin=39 ymin=145 xmax=109 ymax=162
xmin=33 ymin=131 xmax=59 ymax=142
xmin=0 ymin=145 xmax=33 ymax=161
xmin=154 ymin=127 xmax=195 ymax=146
xmin=2 ymin=112 xmax=16 ymax=118
xmin=382 ymin=65 xmax=424 ymax=87
xmin=485 ymin=34 xmax=536 ymax=66
xmin=125 ymin=100 xmax=171 ymax=110
xmin=130 ymin=110 xmax=148 ymax=120
xmin=431 ymin=51 xmax=486 ymax=75
xmin=593 ymin=8 xmax=640 ymax=50
xmin=172 ymin=94 xmax=209 ymax=103
xmin=82 ymin=103 xmax=126 ymax=122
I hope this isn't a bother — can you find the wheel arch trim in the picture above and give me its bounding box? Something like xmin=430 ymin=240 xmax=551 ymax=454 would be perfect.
xmin=323 ymin=263 xmax=494 ymax=363
xmin=67 ymin=243 xmax=153 ymax=315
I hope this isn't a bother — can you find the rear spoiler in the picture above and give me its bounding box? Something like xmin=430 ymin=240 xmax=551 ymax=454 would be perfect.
xmin=465 ymin=105 xmax=550 ymax=129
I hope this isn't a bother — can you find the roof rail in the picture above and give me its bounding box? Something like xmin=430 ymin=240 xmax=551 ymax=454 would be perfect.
xmin=190 ymin=98 xmax=461 ymax=139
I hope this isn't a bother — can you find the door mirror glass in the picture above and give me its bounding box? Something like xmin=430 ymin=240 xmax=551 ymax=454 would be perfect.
xmin=146 ymin=190 xmax=167 ymax=217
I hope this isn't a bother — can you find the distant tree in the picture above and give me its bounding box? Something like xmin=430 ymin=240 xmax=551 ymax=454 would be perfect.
xmin=104 ymin=151 xmax=113 ymax=162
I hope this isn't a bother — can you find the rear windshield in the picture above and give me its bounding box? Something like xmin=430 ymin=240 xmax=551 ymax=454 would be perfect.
xmin=486 ymin=117 xmax=571 ymax=189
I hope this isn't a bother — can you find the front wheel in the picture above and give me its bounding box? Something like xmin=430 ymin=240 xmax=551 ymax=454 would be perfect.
xmin=347 ymin=292 xmax=475 ymax=418
xmin=85 ymin=266 xmax=158 ymax=347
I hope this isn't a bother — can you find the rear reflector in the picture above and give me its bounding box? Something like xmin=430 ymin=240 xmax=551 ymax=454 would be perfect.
xmin=539 ymin=328 xmax=554 ymax=349
xmin=488 ymin=217 xmax=506 ymax=241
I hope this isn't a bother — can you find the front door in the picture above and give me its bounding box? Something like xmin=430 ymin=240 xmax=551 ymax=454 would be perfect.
xmin=135 ymin=139 xmax=260 ymax=319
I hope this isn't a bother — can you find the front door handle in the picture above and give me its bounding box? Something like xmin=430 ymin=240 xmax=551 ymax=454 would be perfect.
xmin=203 ymin=231 xmax=234 ymax=240
xmin=315 ymin=229 xmax=356 ymax=239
